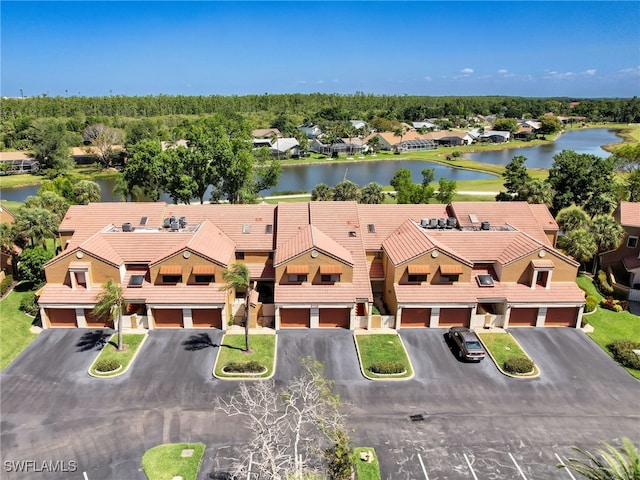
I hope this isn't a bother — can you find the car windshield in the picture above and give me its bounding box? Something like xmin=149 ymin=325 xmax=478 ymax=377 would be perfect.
xmin=466 ymin=341 xmax=482 ymax=349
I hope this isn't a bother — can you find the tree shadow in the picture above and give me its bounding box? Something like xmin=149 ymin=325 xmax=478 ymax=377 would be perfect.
xmin=182 ymin=332 xmax=219 ymax=351
xmin=76 ymin=330 xmax=112 ymax=352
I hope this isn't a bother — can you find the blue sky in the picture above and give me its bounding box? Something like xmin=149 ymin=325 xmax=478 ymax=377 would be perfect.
xmin=2 ymin=1 xmax=639 ymax=98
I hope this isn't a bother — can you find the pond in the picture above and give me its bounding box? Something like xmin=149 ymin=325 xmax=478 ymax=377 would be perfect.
xmin=464 ymin=128 xmax=621 ymax=168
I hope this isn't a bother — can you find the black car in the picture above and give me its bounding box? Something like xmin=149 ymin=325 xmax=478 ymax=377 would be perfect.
xmin=448 ymin=327 xmax=486 ymax=361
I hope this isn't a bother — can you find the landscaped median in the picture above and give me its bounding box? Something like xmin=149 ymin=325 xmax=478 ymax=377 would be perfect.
xmin=354 ymin=333 xmax=414 ymax=380
xmin=88 ymin=333 xmax=147 ymax=377
xmin=213 ymin=334 xmax=276 ymax=379
xmin=141 ymin=443 xmax=205 ymax=480
xmin=477 ymin=331 xmax=539 ymax=378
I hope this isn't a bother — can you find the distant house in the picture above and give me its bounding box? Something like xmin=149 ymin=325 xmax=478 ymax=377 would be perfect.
xmin=599 ymin=202 xmax=640 ymax=301
xmin=0 ymin=151 xmax=39 ymax=175
xmin=299 ymin=124 xmax=322 ymax=139
xmin=160 ymin=140 xmax=189 ymax=151
xmin=310 ymin=138 xmax=366 ymax=156
xmin=364 ymin=131 xmax=437 ymax=152
xmin=412 ymin=121 xmax=436 ymax=130
xmin=424 ymin=131 xmax=474 ymax=146
xmin=480 ymin=130 xmax=511 ymax=143
xmin=71 ymin=145 xmax=125 ymax=165
xmin=350 ymin=120 xmax=367 ymax=131
xmin=252 ymin=128 xmax=282 ymax=139
xmin=269 ymin=138 xmax=300 ymax=157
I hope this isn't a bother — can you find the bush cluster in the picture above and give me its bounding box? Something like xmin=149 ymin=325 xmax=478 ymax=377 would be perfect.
xmin=369 ymin=361 xmax=405 ymax=375
xmin=224 ymin=360 xmax=264 ymax=373
xmin=94 ymin=358 xmax=121 ymax=373
xmin=608 ymin=340 xmax=640 ymax=370
xmin=0 ymin=275 xmax=13 ymax=296
xmin=504 ymin=357 xmax=534 ymax=374
xmin=600 ymin=297 xmax=624 ymax=312
xmin=584 ymin=295 xmax=598 ymax=313
xmin=19 ymin=292 xmax=39 ymax=316
xmin=595 ymin=270 xmax=614 ymax=296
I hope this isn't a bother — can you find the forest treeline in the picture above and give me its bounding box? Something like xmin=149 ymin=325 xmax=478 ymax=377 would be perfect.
xmin=2 ymin=93 xmax=639 ymax=124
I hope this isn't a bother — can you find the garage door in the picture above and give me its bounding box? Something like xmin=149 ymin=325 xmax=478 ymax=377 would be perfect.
xmin=319 ymin=308 xmax=350 ymax=328
xmin=192 ymin=309 xmax=222 ymax=328
xmin=509 ymin=307 xmax=538 ymax=327
xmin=47 ymin=308 xmax=77 ymax=327
xmin=85 ymin=309 xmax=111 ymax=328
xmin=153 ymin=308 xmax=183 ymax=328
xmin=401 ymin=308 xmax=431 ymax=327
xmin=545 ymin=307 xmax=578 ymax=327
xmin=280 ymin=308 xmax=310 ymax=328
xmin=439 ymin=308 xmax=470 ymax=327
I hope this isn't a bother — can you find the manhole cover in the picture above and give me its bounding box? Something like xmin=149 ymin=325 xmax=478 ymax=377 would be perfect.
xmin=409 ymin=414 xmax=425 ymax=422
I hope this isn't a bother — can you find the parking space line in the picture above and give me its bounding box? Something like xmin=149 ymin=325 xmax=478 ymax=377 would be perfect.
xmin=463 ymin=453 xmax=479 ymax=480
xmin=508 ymin=452 xmax=529 ymax=480
xmin=555 ymin=453 xmax=577 ymax=480
xmin=417 ymin=453 xmax=429 ymax=480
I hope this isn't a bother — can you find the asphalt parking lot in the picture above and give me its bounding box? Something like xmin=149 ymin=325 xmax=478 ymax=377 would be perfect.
xmin=1 ymin=327 xmax=639 ymax=479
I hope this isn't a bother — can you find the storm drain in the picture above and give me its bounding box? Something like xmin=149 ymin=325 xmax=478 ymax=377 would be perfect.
xmin=409 ymin=414 xmax=425 ymax=422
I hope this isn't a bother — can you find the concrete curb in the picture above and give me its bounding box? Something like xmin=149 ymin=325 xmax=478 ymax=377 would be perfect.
xmin=477 ymin=331 xmax=541 ymax=379
xmin=88 ymin=332 xmax=149 ymax=379
xmin=212 ymin=333 xmax=277 ymax=381
xmin=353 ymin=331 xmax=415 ymax=381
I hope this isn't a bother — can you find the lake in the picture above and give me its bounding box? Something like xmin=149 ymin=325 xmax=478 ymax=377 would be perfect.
xmin=0 ymin=128 xmax=621 ymax=203
xmin=464 ymin=128 xmax=620 ymax=168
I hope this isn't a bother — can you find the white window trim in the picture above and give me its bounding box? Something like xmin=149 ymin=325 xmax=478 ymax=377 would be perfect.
xmin=627 ymin=236 xmax=638 ymax=248
xmin=69 ymin=267 xmax=91 ymax=290
xmin=531 ymin=268 xmax=552 ymax=289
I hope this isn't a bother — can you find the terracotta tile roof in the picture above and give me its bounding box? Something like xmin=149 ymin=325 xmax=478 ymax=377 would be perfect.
xmin=531 ymin=259 xmax=555 ymax=268
xmin=274 ymin=224 xmax=353 ymax=266
xmin=395 ymin=281 xmax=585 ymax=305
xmin=275 ymin=203 xmax=310 ymax=247
xmin=368 ymin=261 xmax=385 ymax=278
xmin=619 ymin=202 xmax=640 ymax=227
xmin=449 ymin=201 xmax=555 ymax=245
xmin=129 ymin=283 xmax=227 ymax=304
xmin=244 ymin=262 xmax=275 ymax=279
xmin=38 ymin=284 xmax=101 ymax=305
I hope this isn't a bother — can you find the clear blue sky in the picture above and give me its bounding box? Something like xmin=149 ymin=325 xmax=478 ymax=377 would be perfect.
xmin=2 ymin=1 xmax=639 ymax=98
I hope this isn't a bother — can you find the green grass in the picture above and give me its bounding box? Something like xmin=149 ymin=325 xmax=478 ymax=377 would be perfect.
xmin=477 ymin=332 xmax=538 ymax=376
xmin=576 ymin=274 xmax=640 ymax=379
xmin=141 ymin=443 xmax=205 ymax=480
xmin=354 ymin=334 xmax=413 ymax=379
xmin=214 ymin=334 xmax=276 ymax=378
xmin=89 ymin=333 xmax=146 ymax=377
xmin=353 ymin=447 xmax=381 ymax=480
xmin=0 ymin=283 xmax=38 ymax=370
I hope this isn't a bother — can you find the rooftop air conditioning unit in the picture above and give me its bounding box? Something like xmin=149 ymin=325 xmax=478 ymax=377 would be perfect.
xmin=447 ymin=217 xmax=458 ymax=229
xmin=163 ymin=218 xmax=171 ymax=228
xmin=179 ymin=216 xmax=187 ymax=228
xmin=481 ymin=221 xmax=491 ymax=231
xmin=170 ymin=221 xmax=179 ymax=231
xmin=420 ymin=218 xmax=429 ymax=228
xmin=122 ymin=222 xmax=133 ymax=232
xmin=437 ymin=218 xmax=446 ymax=229
xmin=428 ymin=218 xmax=438 ymax=229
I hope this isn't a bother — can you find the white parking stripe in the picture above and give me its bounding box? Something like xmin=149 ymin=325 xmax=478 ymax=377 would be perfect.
xmin=463 ymin=453 xmax=479 ymax=480
xmin=555 ymin=453 xmax=578 ymax=480
xmin=417 ymin=453 xmax=429 ymax=480
xmin=508 ymin=452 xmax=529 ymax=480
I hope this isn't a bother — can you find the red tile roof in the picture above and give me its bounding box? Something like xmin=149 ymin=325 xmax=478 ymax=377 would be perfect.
xmin=619 ymin=202 xmax=640 ymax=227
xmin=274 ymin=224 xmax=353 ymax=266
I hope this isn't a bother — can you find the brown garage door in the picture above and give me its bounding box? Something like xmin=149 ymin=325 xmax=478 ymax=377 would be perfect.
xmin=153 ymin=308 xmax=183 ymax=328
xmin=192 ymin=309 xmax=222 ymax=328
xmin=319 ymin=308 xmax=350 ymax=328
xmin=401 ymin=308 xmax=431 ymax=327
xmin=439 ymin=308 xmax=470 ymax=327
xmin=280 ymin=308 xmax=310 ymax=328
xmin=509 ymin=307 xmax=538 ymax=327
xmin=47 ymin=308 xmax=77 ymax=327
xmin=85 ymin=309 xmax=111 ymax=328
xmin=545 ymin=307 xmax=578 ymax=327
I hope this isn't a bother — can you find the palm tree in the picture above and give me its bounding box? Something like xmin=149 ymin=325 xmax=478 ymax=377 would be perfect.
xmin=333 ymin=180 xmax=361 ymax=202
xmin=16 ymin=207 xmax=59 ymax=250
xmin=559 ymin=438 xmax=640 ymax=480
xmin=556 ymin=205 xmax=590 ymax=234
xmin=311 ymin=183 xmax=334 ymax=201
xmin=590 ymin=214 xmax=625 ymax=273
xmin=92 ymin=279 xmax=124 ymax=351
xmin=393 ymin=126 xmax=405 ymax=152
xmin=222 ymin=263 xmax=252 ymax=352
xmin=360 ymin=182 xmax=385 ymax=204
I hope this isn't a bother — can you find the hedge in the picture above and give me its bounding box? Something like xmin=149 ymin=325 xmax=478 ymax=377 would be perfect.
xmin=369 ymin=361 xmax=405 ymax=375
xmin=608 ymin=340 xmax=640 ymax=370
xmin=504 ymin=357 xmax=534 ymax=374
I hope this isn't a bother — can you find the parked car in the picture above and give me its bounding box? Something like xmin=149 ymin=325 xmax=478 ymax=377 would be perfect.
xmin=449 ymin=327 xmax=486 ymax=362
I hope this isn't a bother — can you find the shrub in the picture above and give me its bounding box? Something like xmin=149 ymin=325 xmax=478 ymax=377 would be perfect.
xmin=608 ymin=340 xmax=640 ymax=370
xmin=224 ymin=360 xmax=264 ymax=373
xmin=504 ymin=356 xmax=534 ymax=374
xmin=584 ymin=295 xmax=598 ymax=313
xmin=595 ymin=270 xmax=614 ymax=296
xmin=19 ymin=292 xmax=39 ymax=316
xmin=0 ymin=275 xmax=13 ymax=296
xmin=601 ymin=297 xmax=623 ymax=312
xmin=94 ymin=358 xmax=121 ymax=373
xmin=369 ymin=361 xmax=405 ymax=375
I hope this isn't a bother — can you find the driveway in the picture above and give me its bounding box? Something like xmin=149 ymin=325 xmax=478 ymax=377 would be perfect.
xmin=1 ymin=327 xmax=639 ymax=480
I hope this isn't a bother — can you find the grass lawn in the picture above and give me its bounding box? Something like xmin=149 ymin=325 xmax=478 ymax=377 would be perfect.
xmin=214 ymin=334 xmax=276 ymax=378
xmin=141 ymin=443 xmax=205 ymax=480
xmin=477 ymin=332 xmax=538 ymax=376
xmin=89 ymin=333 xmax=146 ymax=377
xmin=353 ymin=447 xmax=381 ymax=480
xmin=576 ymin=274 xmax=640 ymax=379
xmin=0 ymin=283 xmax=38 ymax=370
xmin=354 ymin=334 xmax=413 ymax=379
